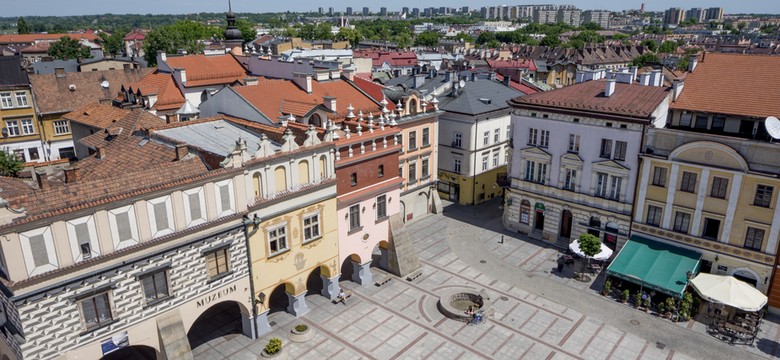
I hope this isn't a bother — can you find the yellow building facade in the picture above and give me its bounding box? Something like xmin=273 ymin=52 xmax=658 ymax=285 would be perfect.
xmin=633 ymin=128 xmax=780 ymax=294
xmin=0 ymin=87 xmax=44 ymax=162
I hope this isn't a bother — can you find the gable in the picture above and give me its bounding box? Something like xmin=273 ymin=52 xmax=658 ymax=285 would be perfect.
xmin=669 ymin=141 xmax=748 ymax=173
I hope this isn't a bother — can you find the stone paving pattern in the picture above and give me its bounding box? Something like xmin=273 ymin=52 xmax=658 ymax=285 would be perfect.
xmin=194 ymin=199 xmax=780 ymax=359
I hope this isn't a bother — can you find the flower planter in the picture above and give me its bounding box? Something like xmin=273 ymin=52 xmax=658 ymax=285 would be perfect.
xmin=289 ymin=326 xmax=315 ymax=343
xmin=261 ymin=348 xmax=288 ymax=359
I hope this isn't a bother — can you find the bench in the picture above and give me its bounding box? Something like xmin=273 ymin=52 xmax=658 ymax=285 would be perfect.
xmin=374 ymin=276 xmax=392 ymax=287
xmin=406 ymin=269 xmax=424 ymax=282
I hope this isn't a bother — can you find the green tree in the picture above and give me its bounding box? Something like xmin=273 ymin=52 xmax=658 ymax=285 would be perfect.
xmin=540 ymin=35 xmax=561 ymax=47
xmin=476 ymin=31 xmax=496 ymax=45
xmin=414 ymin=31 xmax=440 ymax=47
xmin=336 ymin=27 xmax=362 ymax=47
xmin=453 ymin=32 xmax=474 ymax=43
xmin=641 ymin=39 xmax=657 ymax=52
xmin=236 ymin=19 xmax=257 ymax=44
xmin=0 ymin=150 xmax=24 ymax=177
xmin=98 ymin=32 xmax=125 ymax=57
xmin=143 ymin=20 xmax=222 ymax=66
xmin=630 ymin=53 xmax=659 ymax=67
xmin=578 ymin=233 xmax=602 ymax=259
xmin=314 ymin=22 xmax=333 ymax=40
xmin=48 ymin=36 xmax=92 ymax=60
xmin=394 ymin=34 xmax=412 ymax=48
xmin=580 ymin=22 xmax=603 ymax=31
xmin=16 ymin=17 xmax=30 ymax=34
xmin=658 ymin=40 xmax=678 ymax=53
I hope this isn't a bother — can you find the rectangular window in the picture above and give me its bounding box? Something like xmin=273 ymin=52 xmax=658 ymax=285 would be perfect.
xmin=422 ymin=128 xmax=430 ymax=146
xmin=646 ymin=205 xmax=662 ymax=226
xmin=54 ymin=120 xmax=70 ymax=135
xmin=350 ymin=173 xmax=357 ymax=186
xmin=376 ymin=195 xmax=387 ymax=219
xmin=5 ymin=120 xmax=19 ymax=137
xmin=482 ymin=156 xmax=488 ymax=171
xmin=483 ymin=131 xmax=490 ymax=146
xmin=609 ymin=176 xmax=622 ymax=200
xmin=21 ymin=119 xmax=34 ymax=135
xmin=694 ymin=114 xmax=708 ymax=129
xmin=268 ymin=225 xmax=288 ymax=255
xmin=28 ymin=147 xmax=39 ymax=161
xmin=712 ymin=116 xmax=725 ymax=132
xmin=744 ymin=227 xmax=765 ymax=251
xmin=600 ymin=139 xmax=612 ymax=159
xmin=349 ymin=204 xmax=361 ymax=230
xmin=595 ymin=173 xmax=608 ymax=198
xmin=673 ymin=212 xmax=691 ymax=234
xmin=378 ymin=165 xmax=384 ymax=178
xmin=506 ymin=126 xmax=511 ymax=140
xmin=454 ymin=159 xmax=461 ymax=173
xmin=539 ymin=130 xmax=550 ymax=148
xmin=494 ymin=128 xmax=500 ymax=143
xmin=525 ymin=161 xmax=547 ymax=183
xmin=528 ymin=128 xmax=538 ymax=145
xmin=754 ymin=185 xmax=773 ymax=208
xmin=408 ymin=163 xmax=417 ymax=183
xmin=679 ymin=113 xmax=692 ymax=127
xmin=14 ymin=91 xmax=28 ymax=107
xmin=303 ymin=214 xmax=320 ymax=242
xmin=421 ymin=158 xmax=429 ymax=178
xmin=408 ymin=131 xmax=416 ymax=150
xmin=397 ymin=133 xmax=403 ymax=150
xmin=141 ymin=271 xmax=170 ymax=304
xmin=80 ymin=293 xmax=113 ymax=331
xmin=614 ymin=141 xmax=627 ymax=161
xmin=652 ymin=167 xmax=667 ymax=187
xmin=453 ymin=132 xmax=462 ymax=148
xmin=710 ymin=177 xmax=728 ymax=199
xmin=563 ymin=169 xmax=576 ymax=190
xmin=205 ymin=248 xmax=230 ymax=278
xmin=702 ymin=218 xmax=721 ymax=240
xmin=568 ymin=134 xmax=580 ymax=153
xmin=0 ymin=92 xmax=12 ymax=108
xmin=680 ymin=172 xmax=697 ymax=193
xmin=492 ymin=152 xmax=499 ymax=167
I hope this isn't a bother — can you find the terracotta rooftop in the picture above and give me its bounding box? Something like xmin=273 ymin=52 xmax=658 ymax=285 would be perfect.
xmin=164 ymin=54 xmax=248 ymax=88
xmin=234 ymin=78 xmax=383 ymax=120
xmin=20 ymin=42 xmax=50 ymax=53
xmin=0 ymin=33 xmax=99 ymax=45
xmin=354 ymin=51 xmax=418 ymax=68
xmin=670 ymin=53 xmax=780 ymax=118
xmin=64 ymin=105 xmax=166 ymax=149
xmin=351 ymin=77 xmax=397 ymax=111
xmin=63 ymin=103 xmax=131 ymax=129
xmin=76 ymin=136 xmax=178 ymax=179
xmin=30 ymin=68 xmax=153 ymax=115
xmin=509 ymin=79 xmax=670 ymax=120
xmin=123 ymin=72 xmax=186 ymax=111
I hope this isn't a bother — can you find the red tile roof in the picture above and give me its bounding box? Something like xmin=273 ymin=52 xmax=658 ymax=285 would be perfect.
xmin=670 ymin=53 xmax=780 ymax=118
xmin=63 ymin=104 xmax=166 ymax=149
xmin=77 ymin=136 xmax=178 ymax=179
xmin=165 ymin=54 xmax=248 ymax=88
xmin=20 ymin=42 xmax=50 ymax=54
xmin=494 ymin=74 xmax=539 ymax=95
xmin=351 ymin=76 xmax=396 ymax=111
xmin=510 ymin=79 xmax=670 ymax=120
xmin=487 ymin=59 xmax=537 ymax=72
xmin=0 ymin=33 xmax=99 ymax=45
xmin=123 ymin=29 xmax=147 ymax=41
xmin=124 ymin=72 xmax=186 ymax=111
xmin=354 ymin=51 xmax=418 ymax=68
xmin=234 ymin=78 xmax=383 ymax=120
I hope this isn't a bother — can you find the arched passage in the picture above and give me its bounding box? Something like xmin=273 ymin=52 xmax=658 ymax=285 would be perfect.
xmin=252 ymin=172 xmax=262 ymax=198
xmin=371 ymin=240 xmax=390 ymax=271
xmin=268 ymin=283 xmax=293 ymax=314
xmin=100 ymin=345 xmax=158 ymax=360
xmin=186 ymin=301 xmax=249 ymax=350
xmin=306 ymin=264 xmax=339 ymax=300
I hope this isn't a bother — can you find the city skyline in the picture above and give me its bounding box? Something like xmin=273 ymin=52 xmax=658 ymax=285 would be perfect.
xmin=2 ymin=0 xmax=778 ymax=18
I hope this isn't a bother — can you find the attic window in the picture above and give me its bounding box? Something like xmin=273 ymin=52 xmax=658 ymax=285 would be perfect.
xmin=478 ymin=98 xmax=492 ymax=105
xmin=573 ymin=118 xmax=580 ymax=123
xmin=606 ymin=122 xmax=613 ymax=127
xmin=542 ymin=114 xmax=549 ymax=119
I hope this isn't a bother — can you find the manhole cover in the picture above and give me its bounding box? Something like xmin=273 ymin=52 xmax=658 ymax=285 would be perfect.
xmin=656 ymin=342 xmax=666 ymax=349
xmin=629 ymin=319 xmax=640 ymax=326
xmin=480 ymin=260 xmax=487 ymax=264
xmin=500 ymin=296 xmax=509 ymax=301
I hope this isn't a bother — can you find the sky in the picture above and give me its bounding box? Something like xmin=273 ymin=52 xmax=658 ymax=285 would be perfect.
xmin=3 ymin=0 xmax=779 ymax=17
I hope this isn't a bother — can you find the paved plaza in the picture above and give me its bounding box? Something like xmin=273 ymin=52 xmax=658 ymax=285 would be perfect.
xmin=193 ymin=199 xmax=780 ymax=359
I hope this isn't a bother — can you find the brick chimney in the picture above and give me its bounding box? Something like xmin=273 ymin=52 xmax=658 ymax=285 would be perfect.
xmin=165 ymin=113 xmax=178 ymax=124
xmin=35 ymin=169 xmax=48 ymax=191
xmin=96 ymin=146 xmax=106 ymax=159
xmin=175 ymin=144 xmax=189 ymax=161
xmin=64 ymin=165 xmax=80 ymax=183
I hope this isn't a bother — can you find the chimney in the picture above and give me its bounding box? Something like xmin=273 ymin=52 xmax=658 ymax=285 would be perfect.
xmin=96 ymin=146 xmax=106 ymax=159
xmin=688 ymin=55 xmax=699 ymax=72
xmin=503 ymin=75 xmax=511 ymax=87
xmin=99 ymin=98 xmax=112 ymax=105
xmin=174 ymin=67 xmax=187 ymax=84
xmin=639 ymin=72 xmax=651 ymax=86
xmin=64 ymin=165 xmax=80 ymax=183
xmin=157 ymin=51 xmax=167 ymax=64
xmin=323 ymin=96 xmax=337 ymax=112
xmin=489 ymin=72 xmax=497 ymax=81
xmin=630 ymin=66 xmax=639 ymax=82
xmin=471 ymin=72 xmax=478 ymax=82
xmin=413 ymin=74 xmax=426 ymax=89
xmin=615 ymin=71 xmax=633 ymax=84
xmin=54 ymin=67 xmax=65 ymax=78
xmin=35 ymin=169 xmax=48 ymax=191
xmin=604 ymin=79 xmax=616 ymax=97
xmin=165 ymin=113 xmax=178 ymax=124
xmin=651 ymin=69 xmax=662 ymax=87
xmin=175 ymin=143 xmax=189 ymax=160
xmin=342 ymin=66 xmax=355 ymax=81
xmin=293 ymin=72 xmax=313 ymax=93
xmin=672 ymin=79 xmax=684 ymax=101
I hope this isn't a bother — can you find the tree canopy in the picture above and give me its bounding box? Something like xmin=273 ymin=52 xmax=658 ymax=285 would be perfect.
xmin=630 ymin=53 xmax=659 ymax=67
xmin=336 ymin=27 xmax=362 ymax=47
xmin=48 ymin=36 xmax=92 ymax=60
xmin=143 ymin=20 xmax=222 ymax=66
xmin=578 ymin=233 xmax=602 ymax=258
xmin=98 ymin=31 xmax=125 ymax=57
xmin=16 ymin=17 xmax=30 ymax=34
xmin=658 ymin=40 xmax=678 ymax=53
xmin=0 ymin=150 xmax=24 ymax=177
xmin=414 ymin=31 xmax=440 ymax=47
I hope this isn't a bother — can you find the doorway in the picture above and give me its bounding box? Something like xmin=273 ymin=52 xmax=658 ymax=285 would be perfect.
xmin=560 ymin=210 xmax=573 ymax=239
xmin=535 ymin=210 xmax=545 ymax=231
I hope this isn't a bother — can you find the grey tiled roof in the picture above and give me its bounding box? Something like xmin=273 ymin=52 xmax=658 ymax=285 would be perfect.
xmin=437 ymin=78 xmax=525 ymax=115
xmin=155 ymin=120 xmax=280 ymax=157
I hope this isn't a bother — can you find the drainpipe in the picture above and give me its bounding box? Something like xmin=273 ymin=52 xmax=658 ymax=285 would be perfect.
xmin=473 ymin=116 xmax=479 ymax=205
xmin=242 ymin=214 xmax=261 ymax=339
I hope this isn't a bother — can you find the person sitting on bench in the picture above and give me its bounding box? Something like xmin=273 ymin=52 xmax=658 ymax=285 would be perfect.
xmin=337 ymin=289 xmax=348 ymax=305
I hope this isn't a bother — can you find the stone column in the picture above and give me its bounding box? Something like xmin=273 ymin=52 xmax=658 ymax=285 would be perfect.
xmin=320 ymin=274 xmax=341 ymax=300
xmin=242 ymin=314 xmax=256 ymax=339
xmin=255 ymin=309 xmax=272 ymax=337
xmin=286 ymin=292 xmax=310 ymax=317
xmin=351 ymin=260 xmax=373 ymax=286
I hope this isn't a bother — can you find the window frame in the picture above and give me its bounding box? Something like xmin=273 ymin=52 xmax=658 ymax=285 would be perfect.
xmin=408 ymin=162 xmax=417 ymax=184
xmin=349 ymin=204 xmax=361 ymax=231
xmin=54 ymin=120 xmax=71 ymax=135
xmin=14 ymin=91 xmax=28 ymax=107
xmin=20 ymin=118 xmax=35 ymax=135
xmin=539 ymin=129 xmax=550 ymax=148
xmin=204 ymin=247 xmax=231 ymax=280
xmin=5 ymin=120 xmax=19 ymax=137
xmin=680 ymin=171 xmax=697 ymax=193
xmin=350 ymin=172 xmax=357 ymax=186
xmin=652 ymin=166 xmax=667 ymax=187
xmin=744 ymin=227 xmax=765 ymax=251
xmin=613 ymin=141 xmax=627 ymax=161
xmin=568 ymin=134 xmax=580 ymax=153
xmin=483 ymin=131 xmax=490 ymax=146
xmin=302 ymin=213 xmax=321 ymax=243
xmin=267 ymin=224 xmax=289 ymax=256
xmin=421 ymin=158 xmax=429 ymax=178
xmin=408 ymin=130 xmax=417 ymax=151
xmin=563 ymin=168 xmax=576 ymax=191
xmin=421 ymin=127 xmax=430 ymax=146
xmin=453 ymin=158 xmax=461 ymax=174
xmin=453 ymin=132 xmax=462 ymax=148
xmin=79 ymin=292 xmax=114 ymax=332
xmin=646 ymin=205 xmax=662 ymax=226
xmin=376 ymin=195 xmax=387 ymax=220
xmin=599 ymin=139 xmax=612 ymax=159
xmin=754 ymin=185 xmax=773 ymax=208
xmin=672 ymin=211 xmax=691 ymax=234
xmin=493 ymin=128 xmax=500 ymax=143
xmin=140 ymin=270 xmax=171 ymax=306
xmin=710 ymin=177 xmax=729 ymax=199
xmin=0 ymin=92 xmax=12 ymax=108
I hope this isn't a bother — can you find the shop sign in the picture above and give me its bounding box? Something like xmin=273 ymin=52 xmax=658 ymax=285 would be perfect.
xmin=534 ymin=203 xmax=545 ymax=211
xmin=196 ymin=284 xmax=237 ymax=307
xmin=101 ymin=331 xmax=129 ymax=355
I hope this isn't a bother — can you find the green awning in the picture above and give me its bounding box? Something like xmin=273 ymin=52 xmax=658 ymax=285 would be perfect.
xmin=606 ymin=235 xmax=702 ymax=297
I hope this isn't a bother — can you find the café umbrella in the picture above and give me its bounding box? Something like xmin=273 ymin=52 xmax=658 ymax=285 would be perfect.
xmin=569 ymin=240 xmax=613 ymax=261
xmin=689 ymin=273 xmax=767 ymax=312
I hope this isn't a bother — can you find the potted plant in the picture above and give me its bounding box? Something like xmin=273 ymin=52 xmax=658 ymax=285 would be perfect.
xmin=602 ymin=279 xmax=612 ymax=296
xmin=679 ymin=293 xmax=693 ymax=322
xmin=657 ymin=302 xmax=666 ymax=316
xmin=261 ymin=338 xmax=286 ymax=359
xmin=289 ymin=323 xmax=315 ymax=343
xmin=621 ymin=289 xmax=630 ymax=303
xmin=642 ymin=296 xmax=651 ymax=312
xmin=633 ymin=291 xmax=642 ymax=308
xmin=664 ymin=298 xmax=676 ymax=319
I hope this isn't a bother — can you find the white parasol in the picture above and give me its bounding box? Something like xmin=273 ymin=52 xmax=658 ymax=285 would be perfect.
xmin=690 ymin=273 xmax=767 ymax=312
xmin=569 ymin=241 xmax=613 ymax=261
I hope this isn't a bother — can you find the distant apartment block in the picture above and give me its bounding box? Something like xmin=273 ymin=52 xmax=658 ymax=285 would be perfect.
xmin=664 ymin=7 xmax=685 ymax=26
xmin=583 ymin=10 xmax=611 ymax=28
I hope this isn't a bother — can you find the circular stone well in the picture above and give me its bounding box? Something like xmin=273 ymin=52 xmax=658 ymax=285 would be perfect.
xmin=438 ymin=288 xmax=492 ymax=322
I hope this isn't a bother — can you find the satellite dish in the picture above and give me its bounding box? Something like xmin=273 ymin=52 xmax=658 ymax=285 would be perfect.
xmin=459 ymin=80 xmax=466 ymax=89
xmin=766 ymin=116 xmax=780 ymax=140
xmin=100 ymin=80 xmax=110 ymax=89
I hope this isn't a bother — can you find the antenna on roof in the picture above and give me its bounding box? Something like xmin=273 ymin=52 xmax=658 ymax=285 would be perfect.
xmin=765 ymin=116 xmax=780 ymax=142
